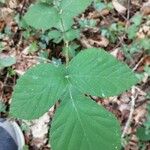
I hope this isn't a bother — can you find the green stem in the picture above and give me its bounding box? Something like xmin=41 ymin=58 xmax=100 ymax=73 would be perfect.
xmin=53 ymin=0 xmax=70 ymax=65
xmin=60 ymin=18 xmax=69 ymax=65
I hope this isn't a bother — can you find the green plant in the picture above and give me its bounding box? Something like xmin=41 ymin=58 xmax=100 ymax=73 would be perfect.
xmin=9 ymin=1 xmax=138 ymax=150
xmin=137 ymin=103 xmax=150 ymax=142
xmin=0 ymin=56 xmax=16 ymax=70
xmin=101 ymin=23 xmax=125 ymax=43
xmin=122 ymin=38 xmax=150 ymax=59
xmin=126 ymin=13 xmax=143 ymax=40
xmin=0 ymin=100 xmax=6 ymax=113
xmin=136 ymin=68 xmax=150 ymax=142
xmin=93 ymin=1 xmax=113 ymax=11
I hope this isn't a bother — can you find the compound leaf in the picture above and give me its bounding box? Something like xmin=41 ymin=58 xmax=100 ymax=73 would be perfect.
xmin=56 ymin=0 xmax=93 ymax=30
xmin=50 ymin=87 xmax=121 ymax=150
xmin=24 ymin=0 xmax=93 ymax=31
xmin=67 ymin=48 xmax=138 ymax=97
xmin=60 ymin=0 xmax=93 ymax=17
xmin=10 ymin=64 xmax=67 ymax=120
xmin=24 ymin=3 xmax=59 ymax=30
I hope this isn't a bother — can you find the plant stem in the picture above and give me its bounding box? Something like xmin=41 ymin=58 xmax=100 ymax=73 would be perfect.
xmin=53 ymin=0 xmax=70 ymax=65
xmin=64 ymin=41 xmax=69 ymax=65
xmin=60 ymin=18 xmax=69 ymax=65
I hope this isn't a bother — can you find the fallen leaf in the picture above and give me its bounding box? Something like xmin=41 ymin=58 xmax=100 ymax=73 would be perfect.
xmin=141 ymin=0 xmax=150 ymax=15
xmin=112 ymin=0 xmax=127 ymax=14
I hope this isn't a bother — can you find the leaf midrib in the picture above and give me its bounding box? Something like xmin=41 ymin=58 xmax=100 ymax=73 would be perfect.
xmin=68 ymin=86 xmax=91 ymax=150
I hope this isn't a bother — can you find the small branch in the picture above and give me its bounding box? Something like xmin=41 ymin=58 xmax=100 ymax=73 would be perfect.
xmin=22 ymin=55 xmax=52 ymax=63
xmin=121 ymin=87 xmax=138 ymax=139
xmin=132 ymin=56 xmax=144 ymax=71
xmin=0 ymin=73 xmax=9 ymax=101
xmin=127 ymin=0 xmax=131 ymax=20
xmin=64 ymin=41 xmax=69 ymax=65
xmin=19 ymin=0 xmax=26 ymax=19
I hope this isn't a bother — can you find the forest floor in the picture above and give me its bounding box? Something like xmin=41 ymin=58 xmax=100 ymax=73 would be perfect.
xmin=0 ymin=0 xmax=150 ymax=150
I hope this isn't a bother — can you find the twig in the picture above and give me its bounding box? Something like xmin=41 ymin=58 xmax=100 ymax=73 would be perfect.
xmin=134 ymin=86 xmax=146 ymax=96
xmin=132 ymin=56 xmax=144 ymax=71
xmin=121 ymin=87 xmax=138 ymax=139
xmin=19 ymin=0 xmax=26 ymax=19
xmin=127 ymin=0 xmax=131 ymax=20
xmin=112 ymin=36 xmax=125 ymax=51
xmin=0 ymin=73 xmax=9 ymax=101
xmin=135 ymin=100 xmax=147 ymax=109
xmin=22 ymin=55 xmax=52 ymax=63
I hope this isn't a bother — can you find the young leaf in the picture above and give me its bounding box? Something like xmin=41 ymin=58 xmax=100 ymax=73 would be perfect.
xmin=67 ymin=48 xmax=138 ymax=97
xmin=137 ymin=126 xmax=150 ymax=141
xmin=48 ymin=30 xmax=62 ymax=43
xmin=24 ymin=0 xmax=93 ymax=31
xmin=127 ymin=24 xmax=138 ymax=40
xmin=50 ymin=87 xmax=121 ymax=150
xmin=24 ymin=3 xmax=59 ymax=30
xmin=59 ymin=0 xmax=93 ymax=17
xmin=55 ymin=0 xmax=93 ymax=31
xmin=0 ymin=100 xmax=6 ymax=112
xmin=131 ymin=13 xmax=142 ymax=26
xmin=64 ymin=29 xmax=80 ymax=41
xmin=0 ymin=56 xmax=16 ymax=69
xmin=10 ymin=64 xmax=67 ymax=120
xmin=38 ymin=0 xmax=53 ymax=4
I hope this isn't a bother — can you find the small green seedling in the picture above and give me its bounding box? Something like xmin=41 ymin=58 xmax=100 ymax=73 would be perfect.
xmin=10 ymin=0 xmax=138 ymax=150
xmin=0 ymin=56 xmax=16 ymax=70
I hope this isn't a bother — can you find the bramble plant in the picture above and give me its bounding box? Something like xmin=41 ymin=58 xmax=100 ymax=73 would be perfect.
xmin=10 ymin=0 xmax=138 ymax=150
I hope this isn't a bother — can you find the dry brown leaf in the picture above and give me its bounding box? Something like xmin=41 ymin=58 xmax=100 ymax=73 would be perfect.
xmin=112 ymin=0 xmax=127 ymax=14
xmin=88 ymin=36 xmax=109 ymax=47
xmin=30 ymin=112 xmax=51 ymax=148
xmin=0 ymin=20 xmax=5 ymax=32
xmin=0 ymin=8 xmax=14 ymax=24
xmin=6 ymin=0 xmax=18 ymax=9
xmin=134 ymin=106 xmax=147 ymax=124
xmin=141 ymin=0 xmax=150 ymax=15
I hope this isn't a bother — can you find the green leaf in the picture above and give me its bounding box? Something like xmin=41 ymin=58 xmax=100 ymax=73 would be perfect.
xmin=48 ymin=30 xmax=62 ymax=43
xmin=140 ymin=38 xmax=150 ymax=50
xmin=0 ymin=0 xmax=5 ymax=3
xmin=50 ymin=87 xmax=121 ymax=150
xmin=59 ymin=0 xmax=92 ymax=18
xmin=0 ymin=56 xmax=16 ymax=69
xmin=144 ymin=65 xmax=150 ymax=76
xmin=64 ymin=29 xmax=80 ymax=41
xmin=10 ymin=63 xmax=67 ymax=120
xmin=131 ymin=13 xmax=143 ymax=26
xmin=55 ymin=0 xmax=93 ymax=31
xmin=137 ymin=126 xmax=150 ymax=141
xmin=24 ymin=3 xmax=59 ymax=30
xmin=24 ymin=0 xmax=93 ymax=31
xmin=79 ymin=19 xmax=97 ymax=28
xmin=0 ymin=100 xmax=6 ymax=112
xmin=62 ymin=43 xmax=79 ymax=58
xmin=10 ymin=48 xmax=138 ymax=120
xmin=28 ymin=42 xmax=38 ymax=54
xmin=127 ymin=24 xmax=138 ymax=40
xmin=38 ymin=0 xmax=53 ymax=4
xmin=0 ymin=42 xmax=4 ymax=52
xmin=67 ymin=48 xmax=138 ymax=97
xmin=94 ymin=2 xmax=107 ymax=11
